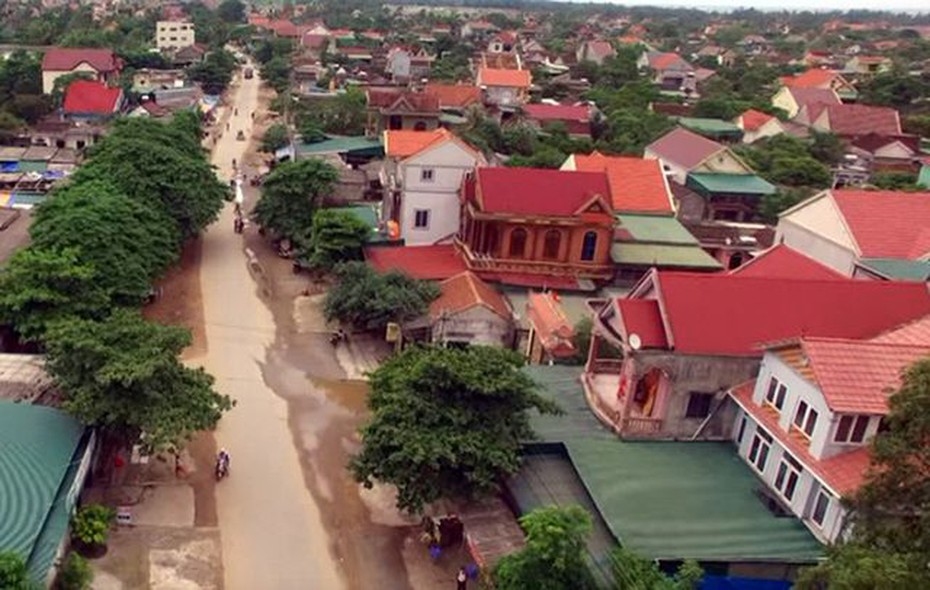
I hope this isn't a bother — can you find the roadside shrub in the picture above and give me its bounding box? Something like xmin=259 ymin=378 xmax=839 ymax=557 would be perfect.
xmin=70 ymin=504 xmax=115 ymax=548
xmin=57 ymin=553 xmax=93 ymax=590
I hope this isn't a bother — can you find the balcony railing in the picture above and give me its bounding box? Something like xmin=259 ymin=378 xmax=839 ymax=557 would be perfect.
xmin=621 ymin=416 xmax=663 ymax=436
xmin=456 ymin=239 xmax=612 ymax=278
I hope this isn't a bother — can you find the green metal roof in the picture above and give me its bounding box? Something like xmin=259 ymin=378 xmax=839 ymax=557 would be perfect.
xmin=918 ymin=164 xmax=930 ymax=189
xmin=858 ymin=257 xmax=930 ymax=281
xmin=328 ymin=204 xmax=394 ymax=244
xmin=615 ymin=214 xmax=700 ymax=245
xmin=0 ymin=400 xmax=87 ymax=582
xmin=611 ymin=242 xmax=722 ymax=269
xmin=687 ymin=173 xmax=776 ymax=196
xmin=520 ymin=366 xmax=824 ymax=563
xmin=295 ymin=136 xmax=383 ymax=158
xmin=677 ymin=117 xmax=744 ymax=139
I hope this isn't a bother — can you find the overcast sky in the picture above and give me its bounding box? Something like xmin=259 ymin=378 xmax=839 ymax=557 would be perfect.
xmin=567 ymin=0 xmax=928 ymax=13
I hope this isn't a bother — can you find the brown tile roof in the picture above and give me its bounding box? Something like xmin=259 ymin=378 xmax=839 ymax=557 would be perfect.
xmin=645 ymin=127 xmax=724 ymax=170
xmin=430 ymin=271 xmax=511 ymax=320
xmin=424 ymin=84 xmax=482 ymax=109
xmin=42 ymin=48 xmax=120 ymax=73
xmin=818 ymin=104 xmax=902 ymax=136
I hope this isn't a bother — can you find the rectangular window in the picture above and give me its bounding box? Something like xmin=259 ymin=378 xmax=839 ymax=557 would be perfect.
xmin=748 ymin=428 xmax=772 ymax=473
xmin=764 ymin=377 xmax=787 ymax=410
xmin=774 ymin=453 xmax=802 ymax=501
xmin=685 ymin=392 xmax=713 ymax=419
xmin=835 ymin=415 xmax=870 ymax=443
xmin=736 ymin=416 xmax=747 ymax=444
xmin=812 ymin=490 xmax=831 ymax=526
xmin=413 ymin=209 xmax=430 ymax=229
xmin=794 ymin=400 xmax=818 ymax=437
xmin=420 ymin=168 xmax=434 ymax=182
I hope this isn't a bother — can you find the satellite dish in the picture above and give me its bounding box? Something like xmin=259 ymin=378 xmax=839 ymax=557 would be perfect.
xmin=629 ymin=333 xmax=642 ymax=350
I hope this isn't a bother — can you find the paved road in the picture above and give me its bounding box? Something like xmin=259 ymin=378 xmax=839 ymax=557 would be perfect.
xmin=197 ymin=65 xmax=346 ymax=590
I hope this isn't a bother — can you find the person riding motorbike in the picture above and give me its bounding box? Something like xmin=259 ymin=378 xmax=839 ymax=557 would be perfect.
xmin=216 ymin=448 xmax=230 ymax=479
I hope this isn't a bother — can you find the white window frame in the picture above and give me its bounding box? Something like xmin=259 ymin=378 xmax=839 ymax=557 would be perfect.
xmin=764 ymin=376 xmax=788 ymax=411
xmin=748 ymin=428 xmax=772 ymax=473
xmin=774 ymin=453 xmax=803 ymax=502
xmin=420 ymin=168 xmax=435 ymax=182
xmin=834 ymin=415 xmax=870 ymax=444
xmin=793 ymin=400 xmax=819 ymax=438
xmin=811 ymin=489 xmax=832 ymax=527
xmin=413 ymin=209 xmax=430 ymax=229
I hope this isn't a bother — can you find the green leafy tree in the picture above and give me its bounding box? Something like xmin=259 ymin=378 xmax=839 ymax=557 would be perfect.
xmin=871 ymin=171 xmax=920 ymax=191
xmin=44 ymin=309 xmax=233 ymax=452
xmin=795 ymin=544 xmax=928 ymax=590
xmin=858 ymin=69 xmax=928 ymax=109
xmin=323 ymin=262 xmax=439 ymax=330
xmin=506 ymin=144 xmax=566 ymax=169
xmin=611 ymin=547 xmax=703 ymax=590
xmin=70 ymin=504 xmax=115 ymax=547
xmin=253 ymin=159 xmax=339 ymax=240
xmin=30 ymin=180 xmax=178 ymax=303
xmin=0 ymin=551 xmax=36 ymax=590
xmin=809 ymin=131 xmax=846 ymax=167
xmin=74 ymin=116 xmax=226 ymax=241
xmin=903 ymin=114 xmax=930 ymax=138
xmin=495 ymin=505 xmax=597 ymax=590
xmin=351 ymin=345 xmax=559 ymax=513
xmin=260 ymin=56 xmax=291 ymax=94
xmin=217 ymin=0 xmax=245 ymax=23
xmin=0 ymin=248 xmax=110 ymax=341
xmin=261 ymin=122 xmax=290 ymax=153
xmin=186 ymin=49 xmax=237 ymax=94
xmin=303 ymin=209 xmax=370 ymax=270
xmin=57 ymin=553 xmax=93 ymax=590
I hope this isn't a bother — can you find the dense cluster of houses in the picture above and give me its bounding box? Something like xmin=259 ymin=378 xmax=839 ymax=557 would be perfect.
xmin=243 ymin=7 xmax=930 ymax=583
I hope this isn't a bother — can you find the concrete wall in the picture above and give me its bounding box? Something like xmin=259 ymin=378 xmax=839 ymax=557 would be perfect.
xmin=771 ymin=87 xmax=799 ymax=117
xmin=693 ymin=149 xmax=751 ymax=176
xmin=631 ymin=352 xmax=760 ymax=439
xmin=157 ymin=21 xmax=195 ymax=50
xmin=42 ymin=62 xmax=102 ymax=95
xmin=431 ymin=306 xmax=512 ymax=347
xmin=775 ymin=194 xmax=858 ymax=275
xmin=399 ymin=140 xmax=479 ymax=245
xmin=485 ymin=85 xmax=523 ymax=106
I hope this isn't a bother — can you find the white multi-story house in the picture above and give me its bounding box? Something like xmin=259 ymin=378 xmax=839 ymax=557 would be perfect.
xmin=728 ymin=315 xmax=930 ymax=544
xmin=156 ymin=21 xmax=196 ymax=51
xmin=380 ymin=129 xmax=485 ymax=246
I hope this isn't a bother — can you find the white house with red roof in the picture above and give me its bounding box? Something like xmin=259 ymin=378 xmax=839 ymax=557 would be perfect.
xmin=522 ymin=103 xmax=593 ymax=138
xmin=582 ymin=266 xmax=930 ymax=440
xmin=576 ymin=40 xmax=616 ymax=65
xmin=729 ymin=314 xmax=930 ymax=543
xmin=735 ymin=109 xmax=785 ymax=144
xmin=776 ymin=189 xmax=930 ymax=281
xmin=779 ymin=69 xmax=857 ymax=99
xmin=772 ymin=86 xmax=841 ymax=119
xmin=380 ymin=129 xmax=485 ymax=246
xmin=637 ymin=51 xmax=696 ymax=93
xmin=807 ymin=103 xmax=902 ymax=138
xmin=41 ymin=48 xmax=122 ymax=94
xmin=475 ymin=67 xmax=531 ymax=107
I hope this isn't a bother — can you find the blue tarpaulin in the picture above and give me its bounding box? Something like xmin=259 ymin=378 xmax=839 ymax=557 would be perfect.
xmin=701 ymin=576 xmax=792 ymax=590
xmin=0 ymin=162 xmax=19 ymax=172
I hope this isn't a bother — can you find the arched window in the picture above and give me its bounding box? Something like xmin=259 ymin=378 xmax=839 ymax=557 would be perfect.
xmin=580 ymin=231 xmax=598 ymax=261
xmin=509 ymin=228 xmax=527 ymax=258
xmin=413 ymin=121 xmax=427 ymax=131
xmin=543 ymin=230 xmax=561 ymax=259
xmin=483 ymin=225 xmax=499 ymax=255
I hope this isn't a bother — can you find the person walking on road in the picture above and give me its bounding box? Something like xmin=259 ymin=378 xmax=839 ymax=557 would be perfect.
xmin=456 ymin=567 xmax=467 ymax=590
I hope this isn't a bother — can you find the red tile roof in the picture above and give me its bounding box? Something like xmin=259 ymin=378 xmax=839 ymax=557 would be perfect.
xmin=570 ymin=152 xmax=674 ymax=215
xmin=42 ymin=48 xmax=120 ymax=73
xmin=649 ymin=52 xmax=693 ymax=71
xmin=384 ymin=129 xmax=448 ymax=158
xmin=731 ymin=382 xmax=872 ymax=496
xmin=782 ymin=69 xmax=842 ymax=89
xmin=617 ymin=299 xmax=668 ymax=349
xmin=62 ymin=80 xmax=122 ymax=114
xmin=818 ymin=104 xmax=901 ymax=136
xmin=740 ymin=109 xmax=774 ymax=132
xmin=526 ymin=291 xmax=576 ymax=357
xmin=799 ymin=337 xmax=930 ymax=414
xmin=789 ymin=87 xmax=842 ymax=112
xmin=523 ymin=103 xmax=590 ymax=122
xmin=729 ymin=245 xmax=847 ymax=280
xmin=364 ymin=245 xmax=467 ymax=280
xmin=645 ymin=127 xmax=724 ymax=170
xmin=424 ymin=84 xmax=482 ymax=109
xmin=367 ymin=89 xmax=439 ymax=113
xmin=871 ymin=314 xmax=930 ymax=346
xmin=477 ymin=67 xmax=531 ymax=88
xmin=643 ymin=271 xmax=930 ymax=356
xmin=302 ymin=33 xmax=329 ymax=49
xmin=471 ymin=167 xmax=611 ymax=217
xmin=830 ymin=189 xmax=930 ymax=259
xmin=584 ymin=40 xmax=615 ymax=60
xmin=430 ymin=271 xmax=511 ymax=320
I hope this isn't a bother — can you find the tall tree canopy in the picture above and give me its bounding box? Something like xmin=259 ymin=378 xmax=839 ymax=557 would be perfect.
xmin=495 ymin=505 xmax=597 ymax=590
xmin=45 ymin=310 xmax=233 ymax=452
xmin=30 ymin=180 xmax=177 ymax=303
xmin=351 ymin=345 xmax=559 ymax=513
xmin=252 ymin=159 xmax=338 ymax=240
xmin=303 ymin=209 xmax=370 ymax=270
xmin=322 ymin=262 xmax=439 ymax=331
xmin=74 ymin=117 xmax=226 ymax=241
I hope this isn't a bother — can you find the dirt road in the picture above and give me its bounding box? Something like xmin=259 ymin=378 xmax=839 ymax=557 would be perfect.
xmin=196 ymin=65 xmax=346 ymax=590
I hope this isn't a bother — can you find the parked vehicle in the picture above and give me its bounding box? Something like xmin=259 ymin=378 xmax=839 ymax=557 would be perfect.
xmin=244 ymin=67 xmax=254 ymax=79
xmin=236 ymin=130 xmax=245 ymax=141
